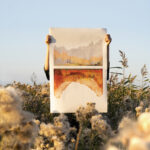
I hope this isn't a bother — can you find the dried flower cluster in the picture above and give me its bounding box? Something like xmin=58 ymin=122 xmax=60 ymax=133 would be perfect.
xmin=34 ymin=114 xmax=76 ymax=150
xmin=91 ymin=114 xmax=112 ymax=139
xmin=76 ymin=102 xmax=98 ymax=126
xmin=135 ymin=101 xmax=150 ymax=117
xmin=0 ymin=87 xmax=38 ymax=150
xmin=107 ymin=111 xmax=150 ymax=150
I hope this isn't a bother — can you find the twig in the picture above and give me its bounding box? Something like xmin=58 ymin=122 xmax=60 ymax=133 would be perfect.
xmin=75 ymin=123 xmax=82 ymax=150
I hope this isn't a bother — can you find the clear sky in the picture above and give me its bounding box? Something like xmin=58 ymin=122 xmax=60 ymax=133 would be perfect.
xmin=0 ymin=0 xmax=150 ymax=85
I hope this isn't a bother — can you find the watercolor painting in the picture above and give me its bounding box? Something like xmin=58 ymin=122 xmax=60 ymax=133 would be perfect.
xmin=50 ymin=28 xmax=106 ymax=66
xmin=50 ymin=28 xmax=107 ymax=113
xmin=54 ymin=69 xmax=103 ymax=99
xmin=54 ymin=40 xmax=103 ymax=66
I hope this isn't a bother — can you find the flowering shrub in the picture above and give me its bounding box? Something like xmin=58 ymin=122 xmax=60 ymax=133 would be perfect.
xmin=0 ymin=87 xmax=38 ymax=150
xmin=1 ymin=51 xmax=150 ymax=150
xmin=106 ymin=112 xmax=150 ymax=150
xmin=11 ymin=82 xmax=56 ymax=123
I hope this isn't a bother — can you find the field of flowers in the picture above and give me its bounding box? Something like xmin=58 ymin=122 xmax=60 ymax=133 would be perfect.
xmin=1 ymin=51 xmax=150 ymax=150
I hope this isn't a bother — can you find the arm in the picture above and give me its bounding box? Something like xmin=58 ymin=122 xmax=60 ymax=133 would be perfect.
xmin=44 ymin=35 xmax=51 ymax=80
xmin=105 ymin=34 xmax=112 ymax=80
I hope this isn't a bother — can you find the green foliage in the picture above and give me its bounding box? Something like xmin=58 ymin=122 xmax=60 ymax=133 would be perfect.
xmin=11 ymin=81 xmax=57 ymax=123
xmin=107 ymin=50 xmax=150 ymax=129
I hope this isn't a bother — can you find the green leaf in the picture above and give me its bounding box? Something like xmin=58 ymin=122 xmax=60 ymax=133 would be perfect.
xmin=144 ymin=79 xmax=149 ymax=82
xmin=124 ymin=80 xmax=129 ymax=85
xmin=143 ymin=86 xmax=149 ymax=91
xmin=110 ymin=72 xmax=123 ymax=75
xmin=110 ymin=67 xmax=123 ymax=69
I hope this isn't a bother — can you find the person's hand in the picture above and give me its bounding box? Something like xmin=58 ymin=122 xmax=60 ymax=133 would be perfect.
xmin=105 ymin=34 xmax=112 ymax=45
xmin=45 ymin=35 xmax=51 ymax=45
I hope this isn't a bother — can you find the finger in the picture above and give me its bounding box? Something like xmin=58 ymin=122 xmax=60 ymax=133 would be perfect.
xmin=46 ymin=35 xmax=51 ymax=41
xmin=45 ymin=35 xmax=51 ymax=44
xmin=105 ymin=34 xmax=112 ymax=42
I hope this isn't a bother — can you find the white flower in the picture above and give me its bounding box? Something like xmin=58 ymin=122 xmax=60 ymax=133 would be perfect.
xmin=138 ymin=112 xmax=150 ymax=134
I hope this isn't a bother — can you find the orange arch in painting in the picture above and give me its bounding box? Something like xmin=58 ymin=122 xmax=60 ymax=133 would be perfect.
xmin=54 ymin=69 xmax=103 ymax=98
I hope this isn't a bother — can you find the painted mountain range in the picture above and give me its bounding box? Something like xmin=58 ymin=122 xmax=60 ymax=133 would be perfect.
xmin=54 ymin=40 xmax=103 ymax=66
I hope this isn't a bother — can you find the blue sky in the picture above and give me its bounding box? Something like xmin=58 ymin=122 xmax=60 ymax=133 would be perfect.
xmin=0 ymin=0 xmax=150 ymax=85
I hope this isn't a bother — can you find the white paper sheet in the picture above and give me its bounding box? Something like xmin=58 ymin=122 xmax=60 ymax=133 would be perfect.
xmin=49 ymin=28 xmax=107 ymax=113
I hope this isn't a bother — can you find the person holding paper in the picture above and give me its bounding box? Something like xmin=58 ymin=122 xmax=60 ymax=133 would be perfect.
xmin=44 ymin=35 xmax=51 ymax=80
xmin=44 ymin=34 xmax=111 ymax=80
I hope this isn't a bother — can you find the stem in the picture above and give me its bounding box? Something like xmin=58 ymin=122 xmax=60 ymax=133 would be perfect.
xmin=75 ymin=123 xmax=82 ymax=150
xmin=123 ymin=67 xmax=125 ymax=80
xmin=142 ymin=75 xmax=144 ymax=89
xmin=122 ymin=67 xmax=125 ymax=99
